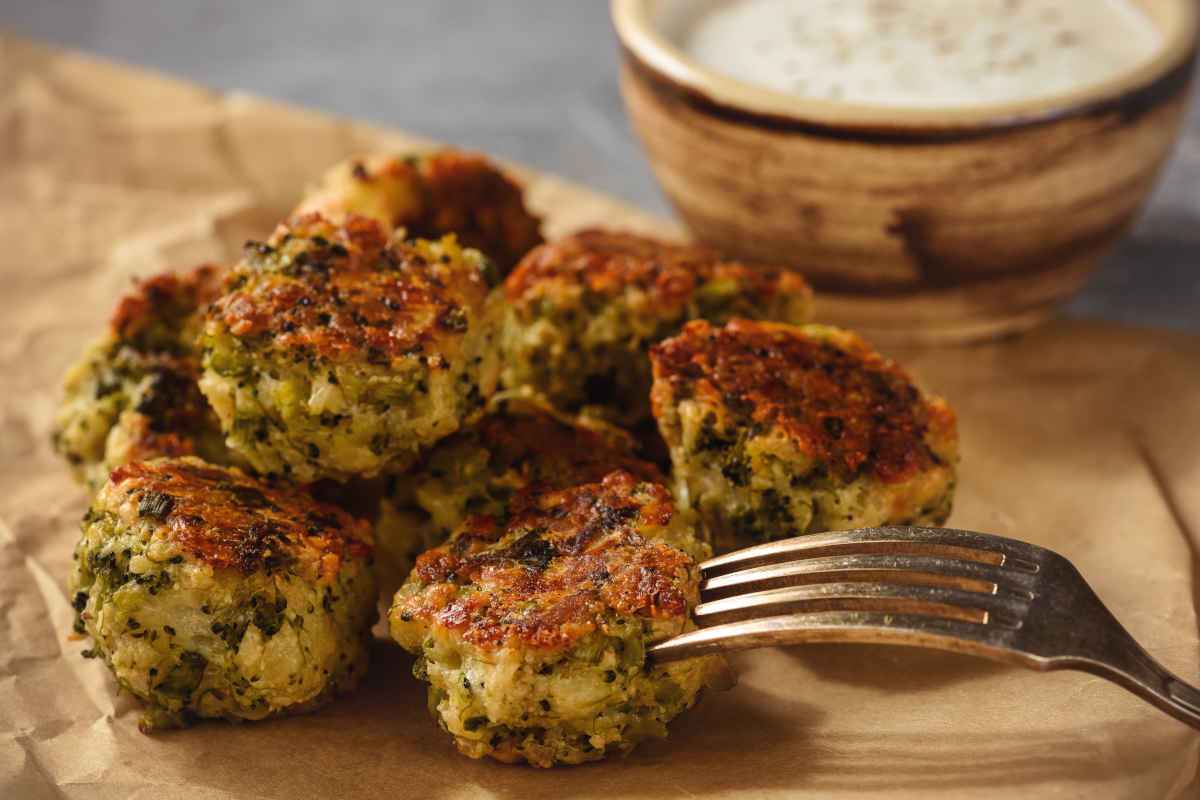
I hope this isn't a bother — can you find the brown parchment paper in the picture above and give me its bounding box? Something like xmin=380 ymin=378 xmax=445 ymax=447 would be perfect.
xmin=2 ymin=34 xmax=1198 ymax=799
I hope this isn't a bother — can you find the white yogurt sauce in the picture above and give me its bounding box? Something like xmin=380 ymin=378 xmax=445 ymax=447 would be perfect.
xmin=682 ymin=0 xmax=1163 ymax=107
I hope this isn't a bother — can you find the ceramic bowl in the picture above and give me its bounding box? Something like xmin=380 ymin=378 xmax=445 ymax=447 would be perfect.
xmin=613 ymin=0 xmax=1198 ymax=343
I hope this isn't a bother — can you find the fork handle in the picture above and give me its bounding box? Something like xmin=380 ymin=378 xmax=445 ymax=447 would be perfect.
xmin=1068 ymin=638 xmax=1200 ymax=731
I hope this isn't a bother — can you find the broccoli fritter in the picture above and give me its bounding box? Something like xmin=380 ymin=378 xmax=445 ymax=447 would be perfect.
xmin=389 ymin=470 xmax=722 ymax=767
xmin=296 ymin=149 xmax=543 ymax=274
xmin=374 ymin=393 xmax=669 ymax=589
xmin=199 ymin=214 xmax=501 ymax=482
xmin=53 ymin=264 xmax=235 ymax=489
xmin=651 ymin=319 xmax=958 ymax=553
xmin=70 ymin=457 xmax=377 ymax=731
xmin=108 ymin=263 xmax=226 ymax=350
xmin=498 ymin=229 xmax=814 ymax=424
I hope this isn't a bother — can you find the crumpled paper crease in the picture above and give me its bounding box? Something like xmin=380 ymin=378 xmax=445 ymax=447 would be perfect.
xmin=1 ymin=34 xmax=1198 ymax=799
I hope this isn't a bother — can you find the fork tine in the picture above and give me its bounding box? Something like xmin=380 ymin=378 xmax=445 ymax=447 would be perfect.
xmin=648 ymin=611 xmax=1024 ymax=665
xmin=701 ymin=527 xmax=1046 ymax=578
xmin=695 ymin=581 xmax=1029 ymax=628
xmin=702 ymin=553 xmax=1039 ymax=600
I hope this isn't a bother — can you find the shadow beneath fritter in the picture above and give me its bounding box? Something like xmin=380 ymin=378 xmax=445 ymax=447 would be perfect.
xmin=158 ymin=638 xmax=1185 ymax=799
xmin=416 ymin=681 xmax=826 ymax=800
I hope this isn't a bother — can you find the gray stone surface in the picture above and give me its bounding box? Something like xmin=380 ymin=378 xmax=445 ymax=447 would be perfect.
xmin=3 ymin=0 xmax=1196 ymax=330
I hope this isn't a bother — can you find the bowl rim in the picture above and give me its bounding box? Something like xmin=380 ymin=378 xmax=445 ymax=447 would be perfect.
xmin=611 ymin=0 xmax=1199 ymax=134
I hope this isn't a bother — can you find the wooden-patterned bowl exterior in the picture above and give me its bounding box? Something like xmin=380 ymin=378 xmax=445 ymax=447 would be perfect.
xmin=616 ymin=6 xmax=1197 ymax=343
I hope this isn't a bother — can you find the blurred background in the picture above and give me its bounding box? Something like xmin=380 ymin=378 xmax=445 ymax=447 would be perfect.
xmin=3 ymin=0 xmax=1197 ymax=330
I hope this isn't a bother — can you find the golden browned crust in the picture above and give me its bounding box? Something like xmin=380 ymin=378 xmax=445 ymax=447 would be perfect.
xmin=110 ymin=263 xmax=226 ymax=347
xmin=432 ymin=399 xmax=664 ymax=494
xmin=408 ymin=150 xmax=544 ymax=272
xmin=208 ymin=214 xmax=489 ymax=363
xmin=505 ymin=229 xmax=811 ymax=311
xmin=113 ymin=261 xmax=225 ymax=446
xmin=306 ymin=150 xmax=543 ymax=273
xmin=105 ymin=458 xmax=372 ymax=578
xmin=397 ymin=471 xmax=694 ymax=651
xmin=651 ymin=319 xmax=957 ymax=485
xmin=109 ymin=264 xmax=227 ymax=453
xmin=53 ymin=262 xmax=237 ymax=485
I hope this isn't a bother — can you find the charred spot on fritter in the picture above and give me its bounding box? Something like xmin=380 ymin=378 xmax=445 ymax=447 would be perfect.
xmin=389 ymin=470 xmax=722 ymax=767
xmin=71 ymin=457 xmax=377 ymax=731
xmin=107 ymin=358 xmax=231 ymax=468
xmin=651 ymin=319 xmax=958 ymax=552
xmin=199 ymin=213 xmax=501 ymax=482
xmin=497 ymin=229 xmax=813 ymax=424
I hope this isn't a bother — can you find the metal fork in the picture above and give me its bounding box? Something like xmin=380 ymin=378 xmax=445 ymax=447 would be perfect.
xmin=649 ymin=526 xmax=1200 ymax=730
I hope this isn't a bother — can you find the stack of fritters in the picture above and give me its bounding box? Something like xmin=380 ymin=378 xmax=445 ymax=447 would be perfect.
xmin=373 ymin=393 xmax=670 ymax=591
xmin=56 ymin=149 xmax=541 ymax=735
xmin=53 ymin=147 xmax=958 ymax=766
